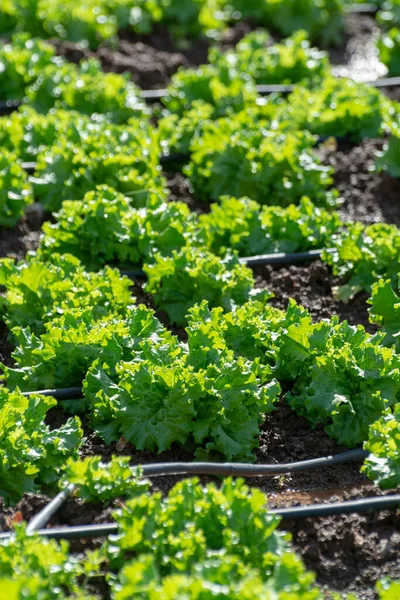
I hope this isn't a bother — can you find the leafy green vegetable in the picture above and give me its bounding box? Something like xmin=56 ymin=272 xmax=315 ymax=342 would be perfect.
xmin=0 ymin=34 xmax=59 ymax=102
xmin=225 ymin=0 xmax=344 ymax=44
xmin=144 ymin=248 xmax=256 ymax=327
xmin=2 ymin=305 xmax=171 ymax=392
xmin=0 ymin=107 xmax=106 ymax=161
xmin=378 ymin=28 xmax=400 ymax=76
xmin=376 ymin=133 xmax=400 ymax=178
xmin=186 ymin=120 xmax=336 ymax=206
xmin=0 ymin=388 xmax=82 ymax=505
xmin=38 ymin=186 xmax=198 ymax=269
xmin=85 ymin=348 xmax=279 ymax=461
xmin=278 ymin=76 xmax=392 ymax=142
xmin=209 ymin=30 xmax=330 ymax=85
xmin=368 ymin=276 xmax=400 ymax=349
xmin=323 ymin=223 xmax=400 ymax=302
xmin=377 ymin=579 xmax=400 ymax=599
xmin=200 ymin=196 xmax=341 ymax=258
xmin=362 ymin=405 xmax=400 ymax=489
xmin=0 ymin=253 xmax=133 ymax=334
xmin=109 ymin=478 xmax=319 ymax=597
xmin=32 ymin=119 xmax=165 ymax=212
xmin=27 ymin=58 xmax=148 ymax=123
xmin=164 ymin=64 xmax=257 ymax=117
xmin=0 ymin=526 xmax=99 ymax=599
xmin=0 ymin=149 xmax=33 ymax=228
xmin=113 ymin=552 xmax=321 ymax=599
xmin=282 ymin=317 xmax=400 ymax=447
xmin=60 ymin=456 xmax=149 ymax=503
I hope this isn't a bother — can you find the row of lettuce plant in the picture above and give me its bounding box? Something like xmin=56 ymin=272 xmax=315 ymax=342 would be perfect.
xmin=0 ymin=457 xmax=399 ymax=597
xmin=0 ymin=0 xmax=353 ymax=49
xmin=1 ymin=30 xmax=399 ymax=227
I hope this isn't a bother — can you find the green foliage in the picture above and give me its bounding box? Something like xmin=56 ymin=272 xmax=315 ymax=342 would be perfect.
xmin=278 ymin=76 xmax=391 ymax=142
xmin=377 ymin=579 xmax=400 ymax=599
xmin=85 ymin=345 xmax=279 ymax=460
xmin=27 ymin=58 xmax=148 ymax=122
xmin=378 ymin=1 xmax=400 ymax=30
xmin=225 ymin=0 xmax=344 ymax=44
xmin=281 ymin=317 xmax=400 ymax=447
xmin=38 ymin=186 xmax=198 ymax=269
xmin=0 ymin=388 xmax=82 ymax=505
xmin=144 ymin=248 xmax=255 ymax=326
xmin=362 ymin=405 xmax=400 ymax=489
xmin=323 ymin=223 xmax=400 ymax=302
xmin=0 ymin=149 xmax=33 ymax=227
xmin=60 ymin=456 xmax=149 ymax=503
xmin=108 ymin=478 xmax=319 ymax=597
xmin=369 ymin=276 xmax=400 ymax=349
xmin=164 ymin=64 xmax=257 ymax=117
xmin=113 ymin=552 xmax=321 ymax=599
xmin=378 ymin=28 xmax=400 ymax=76
xmin=186 ymin=120 xmax=336 ymax=206
xmin=38 ymin=186 xmax=143 ymax=270
xmin=0 ymin=253 xmax=133 ymax=334
xmin=376 ymin=134 xmax=400 ymax=178
xmin=0 ymin=34 xmax=58 ymax=101
xmin=32 ymin=119 xmax=165 ymax=212
xmin=200 ymin=196 xmax=341 ymax=257
xmin=2 ymin=305 xmax=170 ymax=392
xmin=0 ymin=107 xmax=109 ymax=161
xmin=0 ymin=526 xmax=98 ymax=599
xmin=209 ymin=30 xmax=330 ymax=85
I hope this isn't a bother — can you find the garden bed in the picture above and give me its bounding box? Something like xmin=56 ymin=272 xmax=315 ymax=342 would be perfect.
xmin=0 ymin=6 xmax=400 ymax=598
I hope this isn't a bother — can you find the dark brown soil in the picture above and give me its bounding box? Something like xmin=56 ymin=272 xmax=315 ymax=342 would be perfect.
xmin=254 ymin=260 xmax=375 ymax=332
xmin=166 ymin=171 xmax=209 ymax=214
xmin=320 ymin=139 xmax=400 ymax=227
xmin=0 ymin=322 xmax=13 ymax=368
xmin=284 ymin=491 xmax=400 ymax=600
xmin=0 ymin=218 xmax=41 ymax=261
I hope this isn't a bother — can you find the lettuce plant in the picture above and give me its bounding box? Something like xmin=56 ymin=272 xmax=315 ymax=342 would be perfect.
xmin=186 ymin=119 xmax=336 ymax=206
xmin=0 ymin=34 xmax=59 ymax=102
xmin=209 ymin=30 xmax=330 ymax=85
xmin=144 ymin=248 xmax=255 ymax=326
xmin=362 ymin=405 xmax=400 ymax=489
xmin=0 ymin=253 xmax=133 ymax=333
xmin=108 ymin=478 xmax=319 ymax=597
xmin=59 ymin=456 xmax=149 ymax=503
xmin=0 ymin=388 xmax=82 ymax=504
xmin=0 ymin=150 xmax=33 ymax=228
xmin=32 ymin=120 xmax=165 ymax=212
xmin=200 ymin=196 xmax=341 ymax=257
xmin=378 ymin=28 xmax=400 ymax=76
xmin=323 ymin=223 xmax=400 ymax=302
xmin=278 ymin=76 xmax=392 ymax=142
xmin=27 ymin=58 xmax=148 ymax=123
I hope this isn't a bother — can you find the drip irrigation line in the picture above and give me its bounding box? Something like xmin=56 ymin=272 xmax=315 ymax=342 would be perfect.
xmin=26 ymin=484 xmax=75 ymax=534
xmin=3 ymin=75 xmax=400 ymax=117
xmin=21 ymin=387 xmax=83 ymax=401
xmin=22 ymin=450 xmax=368 ymax=533
xmin=120 ymin=248 xmax=335 ymax=280
xmin=5 ymin=493 xmax=399 ymax=542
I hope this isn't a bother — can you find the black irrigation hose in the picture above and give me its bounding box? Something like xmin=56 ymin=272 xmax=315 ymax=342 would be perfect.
xmin=23 ymin=449 xmax=368 ymax=533
xmin=3 ymin=74 xmax=400 ymax=116
xmin=119 ymin=248 xmax=335 ymax=280
xmin=3 ymin=493 xmax=399 ymax=541
xmin=21 ymin=387 xmax=83 ymax=401
xmin=26 ymin=484 xmax=75 ymax=534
